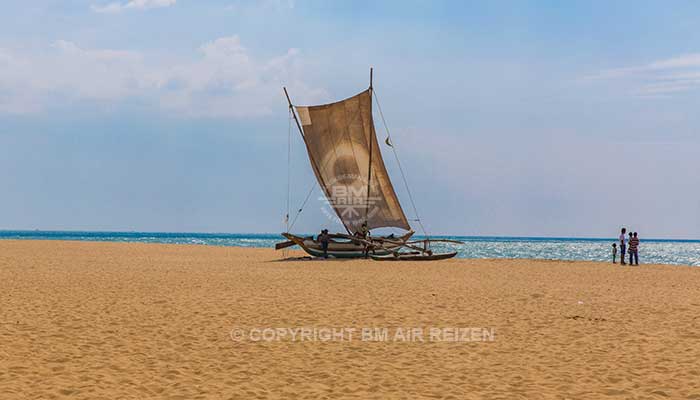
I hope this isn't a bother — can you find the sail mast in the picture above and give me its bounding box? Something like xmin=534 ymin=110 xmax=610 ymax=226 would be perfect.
xmin=365 ymin=67 xmax=374 ymax=228
xmin=284 ymin=87 xmax=306 ymax=141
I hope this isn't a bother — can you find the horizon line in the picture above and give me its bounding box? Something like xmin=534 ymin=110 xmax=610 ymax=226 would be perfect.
xmin=1 ymin=229 xmax=698 ymax=243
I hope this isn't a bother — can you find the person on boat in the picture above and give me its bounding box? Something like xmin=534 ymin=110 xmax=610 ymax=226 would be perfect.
xmin=356 ymin=222 xmax=370 ymax=239
xmin=318 ymin=229 xmax=330 ymax=259
xmin=354 ymin=222 xmax=371 ymax=257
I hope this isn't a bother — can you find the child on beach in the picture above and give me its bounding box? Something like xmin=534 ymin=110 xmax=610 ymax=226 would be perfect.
xmin=612 ymin=243 xmax=617 ymax=264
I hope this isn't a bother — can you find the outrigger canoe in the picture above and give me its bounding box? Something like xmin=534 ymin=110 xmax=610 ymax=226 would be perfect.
xmin=281 ymin=231 xmax=414 ymax=259
xmin=370 ymin=251 xmax=458 ymax=261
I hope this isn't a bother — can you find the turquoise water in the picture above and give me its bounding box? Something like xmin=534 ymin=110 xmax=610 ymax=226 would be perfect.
xmin=1 ymin=231 xmax=698 ymax=266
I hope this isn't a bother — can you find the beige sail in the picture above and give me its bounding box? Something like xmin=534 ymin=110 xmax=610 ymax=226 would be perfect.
xmin=296 ymin=89 xmax=411 ymax=233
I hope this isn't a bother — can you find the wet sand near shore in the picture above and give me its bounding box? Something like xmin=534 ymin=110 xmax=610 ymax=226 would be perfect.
xmin=1 ymin=240 xmax=699 ymax=399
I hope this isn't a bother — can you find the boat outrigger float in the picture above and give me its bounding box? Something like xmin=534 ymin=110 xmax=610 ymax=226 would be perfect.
xmin=276 ymin=68 xmax=461 ymax=260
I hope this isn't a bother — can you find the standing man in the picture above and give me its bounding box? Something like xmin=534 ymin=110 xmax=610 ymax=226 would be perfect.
xmin=318 ymin=229 xmax=330 ymax=259
xmin=619 ymin=228 xmax=627 ymax=265
xmin=629 ymin=232 xmax=639 ymax=265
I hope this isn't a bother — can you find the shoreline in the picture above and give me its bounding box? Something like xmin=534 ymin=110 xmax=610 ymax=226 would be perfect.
xmin=0 ymin=238 xmax=696 ymax=268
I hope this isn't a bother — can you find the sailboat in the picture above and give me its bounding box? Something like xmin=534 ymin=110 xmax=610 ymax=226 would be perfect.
xmin=276 ymin=69 xmax=459 ymax=260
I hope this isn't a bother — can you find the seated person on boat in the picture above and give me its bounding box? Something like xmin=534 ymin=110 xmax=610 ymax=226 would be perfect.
xmin=355 ymin=222 xmax=370 ymax=239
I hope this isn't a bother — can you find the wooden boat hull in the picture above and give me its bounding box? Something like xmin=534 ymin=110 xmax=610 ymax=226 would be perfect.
xmin=280 ymin=231 xmax=414 ymax=259
xmin=370 ymin=251 xmax=458 ymax=261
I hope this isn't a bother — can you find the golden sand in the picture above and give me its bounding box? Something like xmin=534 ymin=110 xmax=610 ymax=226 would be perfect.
xmin=1 ymin=240 xmax=699 ymax=399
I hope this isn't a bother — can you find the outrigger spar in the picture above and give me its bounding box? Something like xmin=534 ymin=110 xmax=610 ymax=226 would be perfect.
xmin=276 ymin=68 xmax=460 ymax=260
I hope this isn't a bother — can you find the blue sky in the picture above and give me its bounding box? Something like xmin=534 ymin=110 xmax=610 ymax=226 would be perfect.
xmin=1 ymin=0 xmax=699 ymax=238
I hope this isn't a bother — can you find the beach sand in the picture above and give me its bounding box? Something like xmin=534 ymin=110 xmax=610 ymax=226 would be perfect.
xmin=1 ymin=240 xmax=699 ymax=399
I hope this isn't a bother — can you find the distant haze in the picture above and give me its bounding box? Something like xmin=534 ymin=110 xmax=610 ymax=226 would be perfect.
xmin=1 ymin=1 xmax=699 ymax=239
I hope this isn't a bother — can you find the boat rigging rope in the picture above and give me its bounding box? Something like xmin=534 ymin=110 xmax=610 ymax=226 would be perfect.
xmin=373 ymin=89 xmax=430 ymax=240
xmin=286 ymin=105 xmax=320 ymax=233
xmin=286 ymin=107 xmax=319 ymax=233
xmin=288 ymin=183 xmax=316 ymax=232
xmin=286 ymin=108 xmax=292 ymax=233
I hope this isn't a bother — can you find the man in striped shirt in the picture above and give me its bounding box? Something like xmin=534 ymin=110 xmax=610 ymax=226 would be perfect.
xmin=628 ymin=232 xmax=640 ymax=265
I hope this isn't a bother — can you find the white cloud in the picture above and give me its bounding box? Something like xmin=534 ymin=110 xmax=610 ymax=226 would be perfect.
xmin=91 ymin=3 xmax=122 ymax=13
xmin=585 ymin=53 xmax=700 ymax=97
xmin=648 ymin=54 xmax=700 ymax=70
xmin=225 ymin=0 xmax=294 ymax=13
xmin=0 ymin=36 xmax=325 ymax=117
xmin=92 ymin=0 xmax=176 ymax=14
xmin=156 ymin=36 xmax=324 ymax=117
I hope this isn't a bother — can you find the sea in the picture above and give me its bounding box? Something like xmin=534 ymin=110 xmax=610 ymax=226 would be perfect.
xmin=1 ymin=230 xmax=699 ymax=266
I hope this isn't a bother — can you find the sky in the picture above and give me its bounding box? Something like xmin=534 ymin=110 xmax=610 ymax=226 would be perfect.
xmin=1 ymin=0 xmax=699 ymax=238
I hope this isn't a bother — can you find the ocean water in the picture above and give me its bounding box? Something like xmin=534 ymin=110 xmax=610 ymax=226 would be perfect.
xmin=1 ymin=231 xmax=698 ymax=266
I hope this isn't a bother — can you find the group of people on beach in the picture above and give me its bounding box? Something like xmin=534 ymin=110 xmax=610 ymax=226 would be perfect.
xmin=612 ymin=227 xmax=640 ymax=265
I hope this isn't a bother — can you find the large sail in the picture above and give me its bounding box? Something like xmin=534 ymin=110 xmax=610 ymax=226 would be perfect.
xmin=296 ymin=89 xmax=411 ymax=233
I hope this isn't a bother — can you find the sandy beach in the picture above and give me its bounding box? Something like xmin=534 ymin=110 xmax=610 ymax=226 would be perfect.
xmin=1 ymin=240 xmax=699 ymax=399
